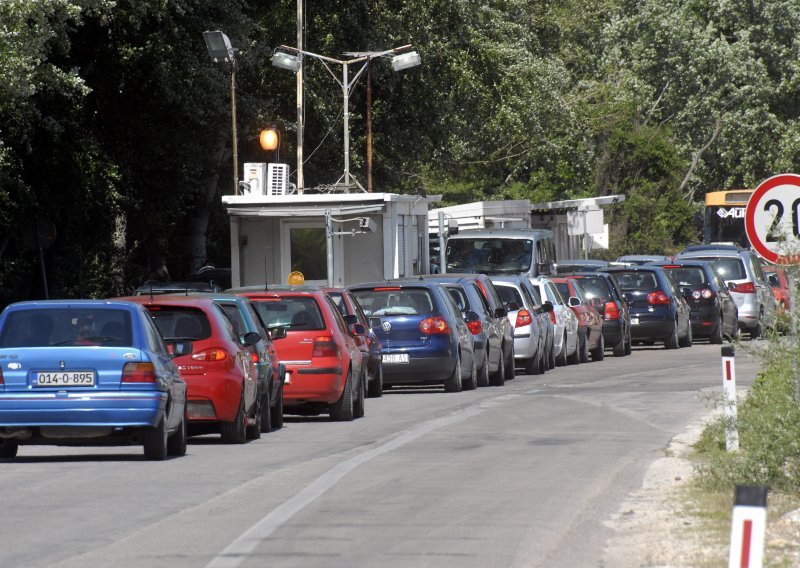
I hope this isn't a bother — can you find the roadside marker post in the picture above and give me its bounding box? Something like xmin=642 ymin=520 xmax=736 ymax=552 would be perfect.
xmin=722 ymin=345 xmax=739 ymax=452
xmin=728 ymin=485 xmax=767 ymax=568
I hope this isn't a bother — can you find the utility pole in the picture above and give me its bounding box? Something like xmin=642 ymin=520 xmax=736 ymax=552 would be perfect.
xmin=296 ymin=0 xmax=304 ymax=193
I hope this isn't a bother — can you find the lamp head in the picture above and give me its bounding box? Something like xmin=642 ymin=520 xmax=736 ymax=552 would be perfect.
xmin=203 ymin=30 xmax=236 ymax=62
xmin=391 ymin=50 xmax=421 ymax=72
xmin=272 ymin=50 xmax=302 ymax=73
xmin=260 ymin=127 xmax=279 ymax=151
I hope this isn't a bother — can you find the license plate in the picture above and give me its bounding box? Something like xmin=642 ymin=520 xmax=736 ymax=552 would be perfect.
xmin=35 ymin=371 xmax=96 ymax=387
xmin=382 ymin=353 xmax=409 ymax=364
xmin=630 ymin=317 xmax=639 ymax=326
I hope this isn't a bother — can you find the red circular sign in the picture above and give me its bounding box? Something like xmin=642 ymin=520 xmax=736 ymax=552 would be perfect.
xmin=745 ymin=173 xmax=800 ymax=264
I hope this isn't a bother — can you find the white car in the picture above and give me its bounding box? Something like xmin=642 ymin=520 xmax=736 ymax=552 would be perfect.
xmin=529 ymin=276 xmax=580 ymax=366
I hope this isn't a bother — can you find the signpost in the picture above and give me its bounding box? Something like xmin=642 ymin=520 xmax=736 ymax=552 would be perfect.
xmin=745 ymin=173 xmax=800 ymax=264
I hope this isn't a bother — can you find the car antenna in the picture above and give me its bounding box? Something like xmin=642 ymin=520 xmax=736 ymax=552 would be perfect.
xmin=264 ymin=257 xmax=269 ymax=292
xmin=149 ymin=284 xmax=154 ymax=300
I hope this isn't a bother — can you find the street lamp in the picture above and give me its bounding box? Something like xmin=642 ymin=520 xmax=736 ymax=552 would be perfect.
xmin=272 ymin=44 xmax=420 ymax=193
xmin=203 ymin=30 xmax=240 ymax=195
xmin=259 ymin=126 xmax=280 ymax=162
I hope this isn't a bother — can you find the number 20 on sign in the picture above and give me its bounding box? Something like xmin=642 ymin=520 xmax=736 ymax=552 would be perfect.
xmin=745 ymin=173 xmax=800 ymax=264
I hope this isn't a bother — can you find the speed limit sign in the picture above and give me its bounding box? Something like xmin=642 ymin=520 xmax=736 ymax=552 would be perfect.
xmin=745 ymin=173 xmax=800 ymax=264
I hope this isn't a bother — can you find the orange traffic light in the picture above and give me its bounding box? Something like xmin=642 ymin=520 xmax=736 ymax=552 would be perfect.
xmin=259 ymin=128 xmax=279 ymax=151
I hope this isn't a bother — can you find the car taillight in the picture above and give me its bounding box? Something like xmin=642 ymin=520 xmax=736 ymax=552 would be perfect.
xmin=313 ymin=336 xmax=339 ymax=357
xmin=515 ymin=309 xmax=533 ymax=328
xmin=467 ymin=320 xmax=482 ymax=335
xmin=549 ymin=310 xmax=556 ymax=324
xmin=420 ymin=316 xmax=450 ymax=334
xmin=250 ymin=352 xmax=260 ymax=364
xmin=735 ymin=282 xmax=756 ymax=293
xmin=604 ymin=301 xmax=620 ymax=320
xmin=192 ymin=348 xmax=229 ymax=362
xmin=646 ymin=291 xmax=670 ymax=305
xmin=122 ymin=362 xmax=158 ymax=383
xmin=692 ymin=289 xmax=716 ymax=300
xmin=0 ymin=367 xmax=4 ymax=385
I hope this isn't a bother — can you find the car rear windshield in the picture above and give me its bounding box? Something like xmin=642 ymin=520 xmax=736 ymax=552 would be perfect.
xmin=0 ymin=308 xmax=133 ymax=347
xmin=707 ymin=258 xmax=747 ymax=280
xmin=445 ymin=286 xmax=469 ymax=312
xmin=662 ymin=267 xmax=708 ymax=288
xmin=612 ymin=270 xmax=659 ymax=292
xmin=446 ymin=238 xmax=533 ymax=273
xmin=495 ymin=284 xmax=523 ymax=308
xmin=351 ymin=288 xmax=434 ymax=316
xmin=569 ymin=276 xmax=612 ymax=302
xmin=147 ymin=306 xmax=212 ymax=340
xmin=252 ymin=297 xmax=325 ymax=331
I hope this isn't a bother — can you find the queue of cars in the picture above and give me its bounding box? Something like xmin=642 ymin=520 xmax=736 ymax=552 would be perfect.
xmin=0 ymin=242 xmax=788 ymax=460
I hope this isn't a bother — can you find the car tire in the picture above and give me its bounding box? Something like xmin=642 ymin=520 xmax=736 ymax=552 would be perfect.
xmin=143 ymin=417 xmax=168 ymax=460
xmin=0 ymin=440 xmax=19 ymax=458
xmin=259 ymin=390 xmax=272 ymax=434
xmin=504 ymin=345 xmax=515 ymax=381
xmin=221 ymin=397 xmax=247 ymax=443
xmin=246 ymin=398 xmax=262 ymax=440
xmin=353 ymin=370 xmax=366 ymax=418
xmin=529 ymin=349 xmax=543 ymax=375
xmin=578 ymin=332 xmax=590 ymax=363
xmin=270 ymin=384 xmax=284 ymax=430
xmin=612 ymin=332 xmax=626 ymax=357
xmin=464 ymin=353 xmax=478 ymax=390
xmin=477 ymin=351 xmax=490 ymax=387
xmin=330 ymin=369 xmax=355 ymax=421
xmin=490 ymin=349 xmax=505 ymax=386
xmin=591 ymin=333 xmax=605 ymax=361
xmin=167 ymin=413 xmax=187 ymax=457
xmin=445 ymin=354 xmax=463 ymax=393
xmin=624 ymin=329 xmax=632 ymax=355
xmin=538 ymin=348 xmax=547 ymax=374
xmin=750 ymin=316 xmax=762 ymax=340
xmin=710 ymin=317 xmax=724 ymax=344
xmin=367 ymin=365 xmax=383 ymax=398
xmin=664 ymin=321 xmax=679 ymax=349
xmin=556 ymin=333 xmax=568 ymax=367
xmin=679 ymin=322 xmax=693 ymax=348
xmin=548 ymin=340 xmax=556 ymax=369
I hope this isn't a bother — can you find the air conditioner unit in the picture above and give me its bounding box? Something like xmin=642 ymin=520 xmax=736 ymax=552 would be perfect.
xmin=242 ymin=162 xmax=266 ymax=195
xmin=267 ymin=163 xmax=290 ymax=196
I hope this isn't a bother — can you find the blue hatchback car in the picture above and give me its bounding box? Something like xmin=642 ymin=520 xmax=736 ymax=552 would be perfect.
xmin=350 ymin=281 xmax=477 ymax=392
xmin=0 ymin=300 xmax=187 ymax=460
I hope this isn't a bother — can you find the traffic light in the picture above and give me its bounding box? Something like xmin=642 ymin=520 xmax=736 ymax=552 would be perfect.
xmin=259 ymin=127 xmax=279 ymax=161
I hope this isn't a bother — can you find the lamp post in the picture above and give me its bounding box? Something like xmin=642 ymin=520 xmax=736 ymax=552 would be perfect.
xmin=272 ymin=45 xmax=420 ymax=192
xmin=259 ymin=126 xmax=280 ymax=162
xmin=203 ymin=30 xmax=240 ymax=195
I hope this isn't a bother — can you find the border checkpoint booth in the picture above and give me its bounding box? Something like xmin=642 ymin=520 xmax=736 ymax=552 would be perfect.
xmin=222 ymin=191 xmax=433 ymax=288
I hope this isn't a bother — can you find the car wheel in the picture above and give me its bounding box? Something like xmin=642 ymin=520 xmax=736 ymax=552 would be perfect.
xmin=664 ymin=321 xmax=679 ymax=349
xmin=0 ymin=440 xmax=19 ymax=458
xmin=221 ymin=397 xmax=247 ymax=443
xmin=353 ymin=370 xmax=366 ymax=418
xmin=167 ymin=413 xmax=187 ymax=457
xmin=270 ymin=384 xmax=284 ymax=430
xmin=624 ymin=329 xmax=632 ymax=355
xmin=260 ymin=390 xmax=272 ymax=434
xmin=490 ymin=349 xmax=505 ymax=386
xmin=527 ymin=349 xmax=540 ymax=375
xmin=548 ymin=339 xmax=556 ymax=369
xmin=143 ymin=417 xmax=168 ymax=460
xmin=367 ymin=364 xmax=384 ymax=398
xmin=330 ymin=369 xmax=355 ymax=421
xmin=538 ymin=348 xmax=547 ymax=374
xmin=710 ymin=316 xmax=724 ymax=344
xmin=679 ymin=322 xmax=693 ymax=348
xmin=445 ymin=354 xmax=463 ymax=393
xmin=750 ymin=315 xmax=763 ymax=340
xmin=246 ymin=396 xmax=262 ymax=440
xmin=477 ymin=351 xmax=490 ymax=387
xmin=578 ymin=332 xmax=589 ymax=363
xmin=556 ymin=333 xmax=568 ymax=367
xmin=464 ymin=353 xmax=478 ymax=390
xmin=591 ymin=333 xmax=605 ymax=362
xmin=504 ymin=344 xmax=516 ymax=381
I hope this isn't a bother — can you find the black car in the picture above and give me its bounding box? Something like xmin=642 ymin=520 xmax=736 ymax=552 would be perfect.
xmin=604 ymin=266 xmax=691 ymax=349
xmin=419 ymin=274 xmax=516 ymax=385
xmin=648 ymin=260 xmax=738 ymax=344
xmin=556 ymin=272 xmax=632 ymax=357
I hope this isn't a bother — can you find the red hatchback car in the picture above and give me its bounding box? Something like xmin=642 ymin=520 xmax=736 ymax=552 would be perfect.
xmin=551 ymin=277 xmax=604 ymax=362
xmin=120 ymin=295 xmax=261 ymax=443
xmin=234 ymin=288 xmax=366 ymax=421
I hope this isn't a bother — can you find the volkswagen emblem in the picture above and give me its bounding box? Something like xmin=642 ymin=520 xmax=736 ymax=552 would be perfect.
xmin=59 ymin=360 xmax=66 ymax=370
xmin=381 ymin=321 xmax=392 ymax=332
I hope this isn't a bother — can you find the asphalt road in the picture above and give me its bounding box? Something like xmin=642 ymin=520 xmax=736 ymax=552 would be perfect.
xmin=0 ymin=341 xmax=760 ymax=568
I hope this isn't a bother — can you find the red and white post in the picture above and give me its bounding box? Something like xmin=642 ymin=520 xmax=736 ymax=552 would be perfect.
xmin=728 ymin=485 xmax=767 ymax=568
xmin=722 ymin=345 xmax=739 ymax=452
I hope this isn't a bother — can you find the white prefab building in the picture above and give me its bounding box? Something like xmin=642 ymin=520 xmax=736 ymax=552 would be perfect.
xmin=221 ymin=192 xmax=432 ymax=288
xmin=428 ymin=199 xmax=532 ymax=233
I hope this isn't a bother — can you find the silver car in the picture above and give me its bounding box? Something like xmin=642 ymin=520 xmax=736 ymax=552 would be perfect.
xmin=529 ymin=276 xmax=580 ymax=366
xmin=492 ymin=276 xmax=550 ymax=375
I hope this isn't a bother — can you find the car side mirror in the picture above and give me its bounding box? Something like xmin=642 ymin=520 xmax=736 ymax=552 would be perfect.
xmin=167 ymin=340 xmax=193 ymax=357
xmin=537 ymin=302 xmax=554 ymax=314
xmin=269 ymin=326 xmax=287 ymax=340
xmin=242 ymin=331 xmax=261 ymax=347
xmin=726 ymin=282 xmax=737 ymax=291
xmin=369 ymin=317 xmax=381 ymax=328
xmin=505 ymin=302 xmax=520 ymax=312
xmin=343 ymin=314 xmax=358 ymax=325
xmin=350 ymin=323 xmax=366 ymax=336
xmin=568 ymin=296 xmax=581 ymax=307
xmin=464 ymin=310 xmax=480 ymax=323
xmin=494 ymin=306 xmax=508 ymax=318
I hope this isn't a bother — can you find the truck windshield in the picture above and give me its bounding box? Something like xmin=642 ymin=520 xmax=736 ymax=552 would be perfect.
xmin=446 ymin=238 xmax=533 ymax=274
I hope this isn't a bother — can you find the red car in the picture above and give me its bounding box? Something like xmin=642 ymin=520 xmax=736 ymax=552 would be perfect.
xmin=551 ymin=277 xmax=604 ymax=362
xmin=234 ymin=288 xmax=366 ymax=421
xmin=764 ymin=266 xmax=791 ymax=314
xmin=119 ymin=295 xmax=261 ymax=443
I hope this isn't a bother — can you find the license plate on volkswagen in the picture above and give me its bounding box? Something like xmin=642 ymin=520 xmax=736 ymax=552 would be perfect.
xmin=382 ymin=353 xmax=409 ymax=364
xmin=35 ymin=371 xmax=96 ymax=387
xmin=630 ymin=317 xmax=640 ymax=326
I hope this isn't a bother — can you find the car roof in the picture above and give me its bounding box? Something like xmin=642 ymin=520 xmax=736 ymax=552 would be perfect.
xmin=604 ymin=265 xmax=665 ymax=273
xmin=680 ymin=243 xmax=745 ymax=253
xmin=115 ymin=294 xmax=219 ymax=308
xmin=3 ymin=299 xmax=143 ymax=312
xmin=677 ymin=249 xmax=746 ymax=259
xmin=446 ymin=228 xmax=553 ymax=239
xmin=350 ymin=279 xmax=442 ymax=290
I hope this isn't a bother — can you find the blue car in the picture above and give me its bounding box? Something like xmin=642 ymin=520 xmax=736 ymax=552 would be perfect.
xmin=350 ymin=281 xmax=477 ymax=392
xmin=0 ymin=300 xmax=187 ymax=460
xmin=604 ymin=266 xmax=692 ymax=349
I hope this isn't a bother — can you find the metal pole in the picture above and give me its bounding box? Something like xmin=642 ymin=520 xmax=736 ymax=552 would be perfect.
xmin=366 ymin=59 xmax=373 ymax=193
xmin=34 ymin=217 xmax=49 ymax=299
xmin=231 ymin=58 xmax=239 ymax=195
xmin=325 ymin=210 xmax=334 ymax=286
xmin=343 ymin=62 xmax=350 ymax=187
xmin=296 ymin=0 xmax=304 ymax=193
xmin=438 ymin=212 xmax=447 ymax=274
